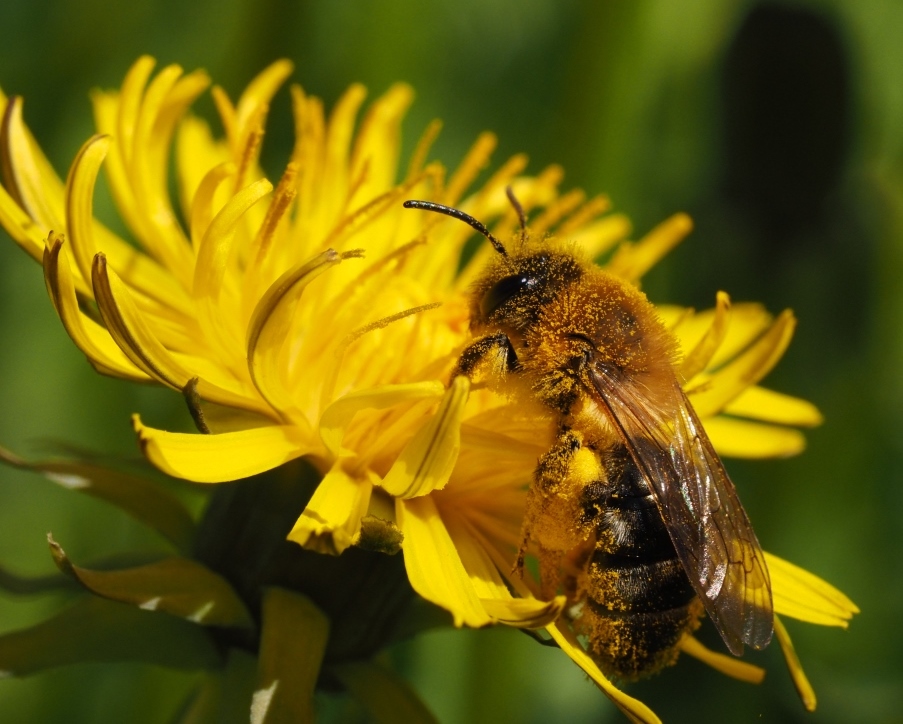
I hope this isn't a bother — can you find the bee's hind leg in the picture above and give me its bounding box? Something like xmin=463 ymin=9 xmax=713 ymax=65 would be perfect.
xmin=515 ymin=427 xmax=582 ymax=589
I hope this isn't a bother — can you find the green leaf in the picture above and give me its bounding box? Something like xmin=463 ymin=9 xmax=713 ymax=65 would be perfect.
xmin=0 ymin=445 xmax=196 ymax=552
xmin=173 ymin=649 xmax=257 ymax=724
xmin=251 ymin=588 xmax=329 ymax=724
xmin=0 ymin=596 xmax=222 ymax=676
xmin=0 ymin=564 xmax=77 ymax=595
xmin=332 ymin=660 xmax=438 ymax=724
xmin=49 ymin=536 xmax=254 ymax=629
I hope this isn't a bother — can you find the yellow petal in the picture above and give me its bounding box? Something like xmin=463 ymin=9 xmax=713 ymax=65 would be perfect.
xmin=605 ymin=213 xmax=693 ymax=282
xmin=127 ymin=66 xmax=209 ymax=284
xmin=287 ymin=466 xmax=372 ymax=555
xmin=133 ymin=415 xmax=309 ymax=483
xmin=193 ymin=177 xmax=273 ymax=301
xmin=43 ymin=238 xmax=149 ymax=381
xmin=679 ymin=635 xmax=765 ymax=684
xmin=766 ymin=552 xmax=859 ymax=627
xmin=64 ymin=134 xmax=111 ymax=285
xmin=232 ymin=60 xmax=294 ymax=159
xmin=703 ymin=417 xmax=806 ymax=459
xmin=246 ymin=248 xmax=355 ymax=417
xmin=445 ymin=131 xmax=497 ymax=208
xmin=350 ymin=83 xmax=414 ymax=203
xmin=90 ymin=59 xmax=150 ymax=233
xmin=319 ymin=381 xmax=445 ymax=458
xmin=321 ymin=83 xmax=368 ymax=218
xmin=189 ymin=161 xmax=237 ymax=247
xmin=0 ymin=174 xmax=50 ymax=264
xmin=546 ymin=623 xmax=661 ymax=724
xmin=571 ymin=212 xmax=633 ymax=261
xmin=774 ymin=615 xmax=817 ymax=712
xmin=92 ymin=252 xmax=191 ymax=388
xmin=724 ymin=386 xmax=824 ymax=427
xmin=64 ymin=130 xmax=192 ymax=314
xmin=708 ymin=302 xmax=774 ymax=369
xmin=479 ymin=597 xmax=565 ymax=629
xmin=2 ymin=95 xmax=65 ymax=231
xmin=680 ymin=291 xmax=730 ymax=381
xmin=656 ymin=304 xmax=693 ymax=331
xmin=381 ymin=377 xmax=469 ymax=499
xmin=176 ymin=115 xmax=231 ymax=221
xmin=396 ymin=496 xmax=491 ymax=628
xmin=443 ymin=509 xmax=564 ymax=628
xmin=687 ymin=310 xmax=796 ymax=418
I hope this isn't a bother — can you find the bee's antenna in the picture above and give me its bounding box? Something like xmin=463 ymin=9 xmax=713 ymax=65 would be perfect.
xmin=403 ymin=199 xmax=508 ymax=257
xmin=505 ymin=186 xmax=527 ymax=236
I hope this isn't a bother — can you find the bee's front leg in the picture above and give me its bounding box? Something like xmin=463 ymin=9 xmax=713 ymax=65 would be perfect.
xmin=452 ymin=332 xmax=519 ymax=380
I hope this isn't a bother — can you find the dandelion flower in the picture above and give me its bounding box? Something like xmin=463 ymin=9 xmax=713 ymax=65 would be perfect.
xmin=0 ymin=57 xmax=857 ymax=722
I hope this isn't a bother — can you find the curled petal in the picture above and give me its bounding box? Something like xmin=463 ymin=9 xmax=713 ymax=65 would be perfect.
xmin=93 ymin=251 xmax=192 ymax=387
xmin=44 ymin=238 xmax=148 ymax=380
xmin=133 ymin=415 xmax=309 ymax=483
xmin=65 ymin=134 xmax=111 ymax=286
xmin=479 ymin=597 xmax=565 ymax=629
xmin=93 ymin=253 xmax=266 ymax=413
xmin=381 ymin=377 xmax=469 ymax=499
xmin=246 ymin=249 xmax=359 ymax=417
xmin=193 ymin=177 xmax=273 ymax=301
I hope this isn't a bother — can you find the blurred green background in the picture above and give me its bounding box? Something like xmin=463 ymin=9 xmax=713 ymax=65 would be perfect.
xmin=0 ymin=0 xmax=900 ymax=722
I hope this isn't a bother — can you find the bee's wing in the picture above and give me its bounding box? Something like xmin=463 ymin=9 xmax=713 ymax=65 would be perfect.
xmin=587 ymin=364 xmax=773 ymax=655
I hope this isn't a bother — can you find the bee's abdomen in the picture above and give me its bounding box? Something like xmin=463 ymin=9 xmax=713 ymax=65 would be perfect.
xmin=578 ymin=450 xmax=701 ymax=681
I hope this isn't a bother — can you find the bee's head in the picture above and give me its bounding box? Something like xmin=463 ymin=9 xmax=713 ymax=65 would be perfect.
xmin=402 ymin=197 xmax=584 ymax=333
xmin=471 ymin=250 xmax=583 ymax=331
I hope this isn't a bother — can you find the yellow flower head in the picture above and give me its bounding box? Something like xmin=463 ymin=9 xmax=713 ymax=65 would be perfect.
xmin=0 ymin=57 xmax=858 ymax=722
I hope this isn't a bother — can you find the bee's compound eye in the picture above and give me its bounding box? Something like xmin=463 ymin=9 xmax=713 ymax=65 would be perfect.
xmin=481 ymin=274 xmax=536 ymax=317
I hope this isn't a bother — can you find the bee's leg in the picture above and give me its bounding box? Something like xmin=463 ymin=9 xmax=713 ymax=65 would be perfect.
xmin=452 ymin=332 xmax=518 ymax=380
xmin=515 ymin=427 xmax=582 ymax=579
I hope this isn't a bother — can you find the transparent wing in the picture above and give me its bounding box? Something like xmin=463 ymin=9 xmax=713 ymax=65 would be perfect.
xmin=587 ymin=362 xmax=773 ymax=655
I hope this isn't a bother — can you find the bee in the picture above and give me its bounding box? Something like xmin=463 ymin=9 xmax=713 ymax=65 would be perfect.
xmin=404 ymin=195 xmax=774 ymax=680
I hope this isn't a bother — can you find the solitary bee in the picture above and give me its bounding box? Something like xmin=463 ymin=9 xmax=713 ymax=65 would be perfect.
xmin=404 ymin=195 xmax=773 ymax=680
